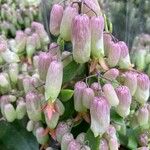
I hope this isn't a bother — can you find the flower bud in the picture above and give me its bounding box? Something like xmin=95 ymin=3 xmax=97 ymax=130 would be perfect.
xmin=8 ymin=63 xmax=19 ymax=84
xmin=74 ymin=81 xmax=87 ymax=112
xmin=33 ymin=55 xmax=39 ymax=69
xmin=124 ymin=71 xmax=137 ymax=96
xmin=115 ymin=86 xmax=132 ymax=118
xmin=55 ymin=99 xmax=65 ymax=116
xmin=135 ymin=50 xmax=147 ymax=71
xmin=107 ymin=42 xmax=121 ymax=67
xmin=136 ymin=106 xmax=149 ymax=126
xmin=31 ymin=22 xmax=49 ymax=45
xmin=26 ymin=35 xmax=36 ymax=60
xmin=67 ymin=139 xmax=81 ymax=150
xmin=38 ymin=52 xmax=52 ymax=81
xmin=46 ymin=147 xmax=53 ymax=150
xmin=91 ymin=16 xmax=104 ymax=59
xmin=90 ymin=96 xmax=110 ymax=137
xmin=134 ymin=74 xmax=149 ymax=104
xmin=44 ymin=110 xmax=59 ymax=129
xmin=4 ymin=103 xmax=16 ymax=122
xmin=32 ymin=122 xmax=43 ymax=136
xmin=0 ymin=73 xmax=11 ymax=94
xmin=16 ymin=100 xmax=26 ymax=119
xmin=118 ymin=41 xmax=131 ymax=69
xmin=7 ymin=95 xmax=16 ymax=102
xmin=103 ymin=33 xmax=112 ymax=56
xmin=76 ymin=132 xmax=86 ymax=144
xmin=23 ymin=76 xmax=34 ymax=94
xmin=26 ymin=120 xmax=34 ymax=132
xmin=72 ymin=14 xmax=91 ymax=63
xmin=90 ymin=82 xmax=101 ymax=96
xmin=15 ymin=30 xmax=26 ymax=53
xmin=139 ymin=133 xmax=148 ymax=147
xmin=82 ymin=0 xmax=101 ymax=17
xmin=25 ymin=92 xmax=42 ymax=121
xmin=50 ymin=4 xmax=64 ymax=36
xmin=103 ymin=84 xmax=119 ymax=106
xmin=82 ymin=88 xmax=94 ymax=109
xmin=56 ymin=122 xmax=71 ymax=143
xmin=32 ymin=33 xmax=41 ymax=49
xmin=99 ymin=139 xmax=109 ymax=150
xmin=35 ymin=127 xmax=49 ymax=144
xmin=45 ymin=61 xmax=63 ymax=102
xmin=61 ymin=133 xmax=74 ymax=150
xmin=103 ymin=68 xmax=119 ymax=81
xmin=60 ymin=5 xmax=78 ymax=41
xmin=104 ymin=125 xmax=117 ymax=141
xmin=1 ymin=49 xmax=20 ymax=63
xmin=0 ymin=95 xmax=9 ymax=117
xmin=109 ymin=138 xmax=119 ymax=150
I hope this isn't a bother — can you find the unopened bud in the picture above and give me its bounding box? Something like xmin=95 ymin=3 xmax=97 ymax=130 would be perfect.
xmin=103 ymin=84 xmax=119 ymax=107
xmin=134 ymin=73 xmax=149 ymax=104
xmin=4 ymin=103 xmax=16 ymax=122
xmin=35 ymin=127 xmax=49 ymax=144
xmin=115 ymin=86 xmax=132 ymax=118
xmin=45 ymin=61 xmax=63 ymax=102
xmin=50 ymin=4 xmax=64 ymax=36
xmin=76 ymin=132 xmax=86 ymax=144
xmin=139 ymin=133 xmax=148 ymax=147
xmin=74 ymin=81 xmax=87 ymax=112
xmin=25 ymin=92 xmax=42 ymax=121
xmin=72 ymin=14 xmax=91 ymax=63
xmin=82 ymin=88 xmax=94 ymax=109
xmin=16 ymin=100 xmax=26 ymax=119
xmin=60 ymin=5 xmax=78 ymax=41
xmin=90 ymin=96 xmax=110 ymax=137
xmin=109 ymin=138 xmax=119 ymax=150
xmin=56 ymin=122 xmax=71 ymax=143
xmin=61 ymin=133 xmax=74 ymax=150
xmin=26 ymin=120 xmax=34 ymax=132
xmin=67 ymin=139 xmax=81 ymax=150
xmin=90 ymin=82 xmax=101 ymax=96
xmin=91 ymin=16 xmax=104 ymax=59
xmin=99 ymin=139 xmax=109 ymax=150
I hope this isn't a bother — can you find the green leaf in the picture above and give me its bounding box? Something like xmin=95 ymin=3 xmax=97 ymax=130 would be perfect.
xmin=85 ymin=129 xmax=100 ymax=150
xmin=63 ymin=61 xmax=85 ymax=83
xmin=110 ymin=109 xmax=124 ymax=125
xmin=0 ymin=120 xmax=39 ymax=150
xmin=59 ymin=89 xmax=74 ymax=102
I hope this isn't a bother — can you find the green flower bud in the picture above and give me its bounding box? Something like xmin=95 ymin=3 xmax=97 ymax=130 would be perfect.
xmin=60 ymin=6 xmax=78 ymax=41
xmin=76 ymin=132 xmax=86 ymax=144
xmin=16 ymin=100 xmax=26 ymax=119
xmin=26 ymin=120 xmax=34 ymax=132
xmin=8 ymin=63 xmax=19 ymax=84
xmin=35 ymin=127 xmax=49 ymax=144
xmin=45 ymin=61 xmax=63 ymax=102
xmin=72 ymin=14 xmax=91 ymax=63
xmin=61 ymin=133 xmax=74 ymax=150
xmin=4 ymin=103 xmax=16 ymax=122
xmin=0 ymin=73 xmax=11 ymax=94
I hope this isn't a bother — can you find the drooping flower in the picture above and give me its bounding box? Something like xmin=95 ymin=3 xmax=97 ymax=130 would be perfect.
xmin=90 ymin=96 xmax=110 ymax=137
xmin=115 ymin=86 xmax=132 ymax=118
xmin=103 ymin=84 xmax=119 ymax=107
xmin=107 ymin=41 xmax=121 ymax=67
xmin=60 ymin=5 xmax=78 ymax=41
xmin=123 ymin=71 xmax=137 ymax=96
xmin=25 ymin=92 xmax=42 ymax=121
xmin=134 ymin=73 xmax=149 ymax=104
xmin=91 ymin=16 xmax=104 ymax=59
xmin=45 ymin=61 xmax=63 ymax=102
xmin=50 ymin=4 xmax=64 ymax=36
xmin=72 ymin=14 xmax=91 ymax=63
xmin=90 ymin=82 xmax=101 ymax=96
xmin=74 ymin=81 xmax=87 ymax=112
xmin=82 ymin=88 xmax=94 ymax=109
xmin=118 ymin=41 xmax=131 ymax=69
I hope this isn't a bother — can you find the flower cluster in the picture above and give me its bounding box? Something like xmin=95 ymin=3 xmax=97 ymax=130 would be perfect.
xmin=0 ymin=0 xmax=150 ymax=149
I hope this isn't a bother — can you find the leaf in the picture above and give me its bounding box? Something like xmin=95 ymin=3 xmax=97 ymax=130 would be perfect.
xmin=110 ymin=109 xmax=124 ymax=125
xmin=63 ymin=61 xmax=85 ymax=83
xmin=59 ymin=89 xmax=74 ymax=102
xmin=0 ymin=120 xmax=39 ymax=150
xmin=85 ymin=129 xmax=100 ymax=150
